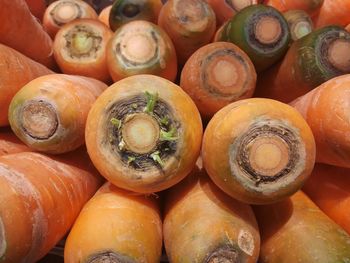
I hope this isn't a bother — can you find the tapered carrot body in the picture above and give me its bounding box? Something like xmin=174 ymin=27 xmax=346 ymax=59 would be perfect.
xmin=254 ymin=191 xmax=350 ymax=262
xmin=0 ymin=0 xmax=55 ymax=69
xmin=43 ymin=0 xmax=98 ymax=38
xmin=0 ymin=44 xmax=53 ymax=127
xmin=255 ymin=26 xmax=350 ymax=103
xmin=64 ymin=183 xmax=162 ymax=263
xmin=283 ymin=10 xmax=313 ymax=41
xmin=303 ymin=164 xmax=350 ymax=235
xmin=9 ymin=74 xmax=107 ymax=154
xmin=86 ymin=75 xmax=203 ymax=193
xmin=313 ymin=0 xmax=350 ymax=28
xmin=98 ymin=5 xmax=112 ymax=26
xmin=0 ymin=150 xmax=102 ymax=263
xmin=54 ymin=19 xmax=113 ymax=83
xmin=25 ymin=0 xmax=46 ymax=20
xmin=158 ymin=0 xmax=216 ymax=65
xmin=264 ymin=0 xmax=324 ymax=17
xmin=180 ymin=42 xmax=257 ymax=120
xmin=164 ymin=165 xmax=260 ymax=263
xmin=290 ymin=75 xmax=350 ymax=167
xmin=106 ymin=20 xmax=177 ymax=82
xmin=0 ymin=131 xmax=32 ymax=156
xmin=202 ymin=98 xmax=316 ymax=204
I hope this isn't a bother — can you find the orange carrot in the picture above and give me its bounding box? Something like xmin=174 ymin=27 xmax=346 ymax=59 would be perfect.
xmin=0 ymin=149 xmax=102 ymax=262
xmin=0 ymin=44 xmax=53 ymax=127
xmin=303 ymin=164 xmax=350 ymax=235
xmin=180 ymin=42 xmax=257 ymax=119
xmin=86 ymin=75 xmax=203 ymax=193
xmin=106 ymin=20 xmax=177 ymax=82
xmin=213 ymin=21 xmax=229 ymax=42
xmin=158 ymin=0 xmax=216 ymax=65
xmin=164 ymin=164 xmax=260 ymax=263
xmin=53 ymin=19 xmax=113 ymax=83
xmin=346 ymin=23 xmax=350 ymax=32
xmin=98 ymin=5 xmax=112 ymax=27
xmin=283 ymin=10 xmax=314 ymax=41
xmin=0 ymin=0 xmax=55 ymax=68
xmin=9 ymin=74 xmax=107 ymax=154
xmin=25 ymin=0 xmax=46 ymax=20
xmin=254 ymin=191 xmax=350 ymax=262
xmin=290 ymin=75 xmax=350 ymax=168
xmin=202 ymin=98 xmax=316 ymax=204
xmin=313 ymin=0 xmax=350 ymax=28
xmin=0 ymin=130 xmax=32 ymax=156
xmin=64 ymin=182 xmax=162 ymax=263
xmin=43 ymin=0 xmax=98 ymax=38
xmin=264 ymin=0 xmax=324 ymax=17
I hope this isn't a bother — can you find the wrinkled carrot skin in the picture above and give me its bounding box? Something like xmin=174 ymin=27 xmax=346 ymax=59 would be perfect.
xmin=0 ymin=131 xmax=32 ymax=156
xmin=264 ymin=0 xmax=324 ymax=17
xmin=53 ymin=19 xmax=113 ymax=83
xmin=0 ymin=150 xmax=102 ymax=263
xmin=164 ymin=165 xmax=260 ymax=263
xmin=290 ymin=75 xmax=350 ymax=168
xmin=0 ymin=44 xmax=53 ymax=127
xmin=98 ymin=5 xmax=112 ymax=27
xmin=64 ymin=183 xmax=162 ymax=263
xmin=254 ymin=191 xmax=350 ymax=262
xmin=0 ymin=0 xmax=55 ymax=69
xmin=9 ymin=74 xmax=107 ymax=154
xmin=25 ymin=0 xmax=46 ymax=20
xmin=313 ymin=0 xmax=350 ymax=28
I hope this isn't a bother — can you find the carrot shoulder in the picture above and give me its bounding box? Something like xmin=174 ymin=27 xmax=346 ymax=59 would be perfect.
xmin=0 ymin=131 xmax=32 ymax=156
xmin=313 ymin=0 xmax=350 ymax=28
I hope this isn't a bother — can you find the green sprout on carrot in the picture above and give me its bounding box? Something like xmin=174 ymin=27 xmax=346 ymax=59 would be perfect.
xmin=144 ymin=91 xmax=158 ymax=114
xmin=160 ymin=126 xmax=178 ymax=141
xmin=110 ymin=118 xmax=122 ymax=129
xmin=127 ymin=156 xmax=136 ymax=165
xmin=150 ymin=151 xmax=164 ymax=167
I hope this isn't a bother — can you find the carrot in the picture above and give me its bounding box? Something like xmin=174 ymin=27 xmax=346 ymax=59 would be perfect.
xmin=43 ymin=0 xmax=98 ymax=38
xmin=106 ymin=20 xmax=177 ymax=82
xmin=109 ymin=0 xmax=162 ymax=31
xmin=202 ymin=98 xmax=316 ymax=204
xmin=158 ymin=0 xmax=216 ymax=65
xmin=0 ymin=149 xmax=102 ymax=263
xmin=0 ymin=0 xmax=55 ymax=69
xmin=98 ymin=5 xmax=112 ymax=26
xmin=218 ymin=4 xmax=291 ymax=72
xmin=0 ymin=44 xmax=53 ymax=127
xmin=313 ymin=0 xmax=350 ymax=28
xmin=85 ymin=75 xmax=203 ymax=193
xmin=213 ymin=21 xmax=229 ymax=42
xmin=64 ymin=182 xmax=162 ymax=263
xmin=346 ymin=23 xmax=350 ymax=32
xmin=255 ymin=26 xmax=350 ymax=103
xmin=283 ymin=10 xmax=313 ymax=41
xmin=254 ymin=191 xmax=350 ymax=262
xmin=290 ymin=74 xmax=350 ymax=168
xmin=164 ymin=164 xmax=260 ymax=263
xmin=180 ymin=42 xmax=257 ymax=120
xmin=264 ymin=0 xmax=324 ymax=17
xmin=303 ymin=164 xmax=350 ymax=235
xmin=0 ymin=130 xmax=32 ymax=156
xmin=207 ymin=0 xmax=259 ymax=26
xmin=53 ymin=19 xmax=113 ymax=83
xmin=25 ymin=0 xmax=46 ymax=20
xmin=8 ymin=74 xmax=107 ymax=154
xmin=83 ymin=0 xmax=115 ymax=13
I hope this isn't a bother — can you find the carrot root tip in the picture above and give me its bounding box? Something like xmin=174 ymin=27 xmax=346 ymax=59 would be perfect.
xmin=86 ymin=251 xmax=136 ymax=263
xmin=205 ymin=245 xmax=239 ymax=263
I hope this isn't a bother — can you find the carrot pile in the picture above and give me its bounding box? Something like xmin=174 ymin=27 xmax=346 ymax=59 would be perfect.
xmin=2 ymin=0 xmax=350 ymax=261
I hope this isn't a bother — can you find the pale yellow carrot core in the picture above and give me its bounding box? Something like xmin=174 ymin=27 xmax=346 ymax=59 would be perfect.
xmin=122 ymin=113 xmax=160 ymax=154
xmin=292 ymin=21 xmax=312 ymax=40
xmin=54 ymin=3 xmax=79 ymax=24
xmin=328 ymin=39 xmax=350 ymax=72
xmin=71 ymin=32 xmax=94 ymax=55
xmin=174 ymin=0 xmax=209 ymax=32
xmin=255 ymin=16 xmax=282 ymax=44
xmin=120 ymin=33 xmax=157 ymax=64
xmin=248 ymin=136 xmax=289 ymax=176
xmin=0 ymin=217 xmax=6 ymax=258
xmin=230 ymin=0 xmax=252 ymax=11
xmin=20 ymin=101 xmax=58 ymax=140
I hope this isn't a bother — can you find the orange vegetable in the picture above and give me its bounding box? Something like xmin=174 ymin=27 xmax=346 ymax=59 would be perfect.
xmin=164 ymin=164 xmax=260 ymax=263
xmin=264 ymin=0 xmax=324 ymax=17
xmin=98 ymin=5 xmax=112 ymax=27
xmin=254 ymin=191 xmax=350 ymax=262
xmin=0 ymin=44 xmax=53 ymax=127
xmin=25 ymin=0 xmax=46 ymax=20
xmin=86 ymin=75 xmax=203 ymax=193
xmin=180 ymin=42 xmax=257 ymax=119
xmin=0 ymin=130 xmax=32 ymax=156
xmin=283 ymin=10 xmax=314 ymax=41
xmin=0 ymin=150 xmax=102 ymax=262
xmin=43 ymin=0 xmax=98 ymax=38
xmin=64 ymin=183 xmax=162 ymax=263
xmin=0 ymin=0 xmax=55 ymax=69
xmin=202 ymin=98 xmax=316 ymax=204
xmin=290 ymin=74 xmax=350 ymax=168
xmin=53 ymin=19 xmax=113 ymax=83
xmin=303 ymin=164 xmax=350 ymax=235
xmin=158 ymin=0 xmax=216 ymax=65
xmin=9 ymin=74 xmax=107 ymax=154
xmin=313 ymin=0 xmax=350 ymax=28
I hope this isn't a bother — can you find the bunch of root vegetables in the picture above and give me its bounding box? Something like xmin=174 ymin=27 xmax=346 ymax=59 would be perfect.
xmin=2 ymin=0 xmax=350 ymax=262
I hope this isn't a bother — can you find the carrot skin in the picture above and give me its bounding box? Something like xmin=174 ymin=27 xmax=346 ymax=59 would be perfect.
xmin=25 ymin=0 xmax=46 ymax=20
xmin=264 ymin=0 xmax=324 ymax=17
xmin=313 ymin=0 xmax=350 ymax=28
xmin=0 ymin=131 xmax=32 ymax=156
